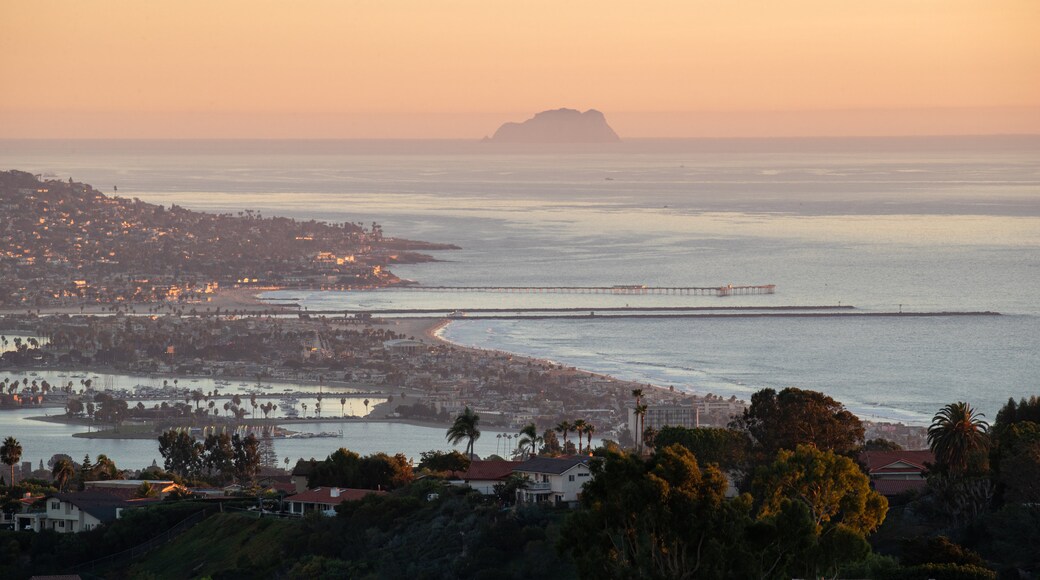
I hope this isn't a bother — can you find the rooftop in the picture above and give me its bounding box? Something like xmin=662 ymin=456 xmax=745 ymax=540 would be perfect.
xmin=513 ymin=456 xmax=590 ymax=475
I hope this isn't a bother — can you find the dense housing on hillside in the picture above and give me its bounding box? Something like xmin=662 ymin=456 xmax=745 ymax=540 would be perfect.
xmin=0 ymin=171 xmax=454 ymax=308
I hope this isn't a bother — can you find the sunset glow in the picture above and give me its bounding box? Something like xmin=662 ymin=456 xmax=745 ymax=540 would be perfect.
xmin=2 ymin=0 xmax=1038 ymax=138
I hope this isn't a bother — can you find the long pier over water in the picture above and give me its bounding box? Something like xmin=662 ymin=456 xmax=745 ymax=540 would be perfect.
xmin=395 ymin=284 xmax=776 ymax=297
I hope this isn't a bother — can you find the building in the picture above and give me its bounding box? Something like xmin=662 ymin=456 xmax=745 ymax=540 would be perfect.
xmin=450 ymin=460 xmax=520 ymax=495
xmin=290 ymin=459 xmax=319 ymax=493
xmin=16 ymin=492 xmax=153 ymax=533
xmin=382 ymin=338 xmax=427 ymax=356
xmin=84 ymin=479 xmax=184 ymax=499
xmin=859 ymin=450 xmax=934 ymax=496
xmin=629 ymin=403 xmax=700 ymax=438
xmin=284 ymin=487 xmax=386 ymax=516
xmin=513 ymin=456 xmax=592 ymax=507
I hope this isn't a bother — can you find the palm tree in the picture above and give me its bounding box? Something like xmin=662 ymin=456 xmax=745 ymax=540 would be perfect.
xmin=1 ymin=437 xmax=22 ymax=485
xmin=517 ymin=423 xmax=542 ymax=458
xmin=555 ymin=421 xmax=573 ymax=453
xmin=340 ymin=397 xmax=346 ymax=417
xmin=584 ymin=424 xmax=596 ymax=454
xmin=446 ymin=407 xmax=481 ymax=458
xmin=572 ymin=419 xmax=587 ymax=454
xmin=927 ymin=401 xmax=990 ymax=475
xmin=52 ymin=458 xmax=75 ymax=492
xmin=363 ymin=398 xmax=370 ymax=416
xmin=635 ymin=404 xmax=648 ymax=454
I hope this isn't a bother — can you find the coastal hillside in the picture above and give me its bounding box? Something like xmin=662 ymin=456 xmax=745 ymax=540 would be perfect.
xmin=489 ymin=108 xmax=620 ymax=143
xmin=0 ymin=170 xmax=456 ymax=307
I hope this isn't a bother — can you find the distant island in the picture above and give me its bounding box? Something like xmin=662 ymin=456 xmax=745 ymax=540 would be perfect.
xmin=487 ymin=108 xmax=620 ymax=143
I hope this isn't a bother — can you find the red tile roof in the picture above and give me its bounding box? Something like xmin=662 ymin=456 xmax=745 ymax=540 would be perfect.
xmin=462 ymin=460 xmax=521 ymax=481
xmin=860 ymin=450 xmax=934 ymax=474
xmin=285 ymin=487 xmax=386 ymax=504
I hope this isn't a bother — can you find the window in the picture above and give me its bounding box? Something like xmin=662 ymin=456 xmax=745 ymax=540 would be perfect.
xmin=568 ymin=475 xmax=575 ymax=482
xmin=50 ymin=502 xmax=59 ymax=510
xmin=58 ymin=520 xmax=65 ymax=528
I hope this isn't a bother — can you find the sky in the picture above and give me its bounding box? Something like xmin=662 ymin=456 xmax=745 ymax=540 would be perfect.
xmin=2 ymin=0 xmax=1038 ymax=138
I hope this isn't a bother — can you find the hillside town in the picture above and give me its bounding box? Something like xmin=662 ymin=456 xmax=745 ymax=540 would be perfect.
xmin=0 ymin=170 xmax=456 ymax=309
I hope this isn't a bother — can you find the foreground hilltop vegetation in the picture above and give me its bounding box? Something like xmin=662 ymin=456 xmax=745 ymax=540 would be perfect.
xmin=0 ymin=170 xmax=456 ymax=308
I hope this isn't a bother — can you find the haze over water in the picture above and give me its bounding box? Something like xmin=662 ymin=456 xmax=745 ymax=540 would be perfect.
xmin=3 ymin=136 xmax=1039 ymax=426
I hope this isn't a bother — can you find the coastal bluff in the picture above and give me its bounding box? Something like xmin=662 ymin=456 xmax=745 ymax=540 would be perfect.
xmin=488 ymin=108 xmax=620 ymax=143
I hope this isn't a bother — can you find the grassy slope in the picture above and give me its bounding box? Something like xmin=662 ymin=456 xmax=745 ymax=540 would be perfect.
xmin=123 ymin=513 xmax=301 ymax=578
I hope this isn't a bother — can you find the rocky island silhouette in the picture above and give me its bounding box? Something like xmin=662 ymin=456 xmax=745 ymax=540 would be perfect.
xmin=487 ymin=108 xmax=620 ymax=143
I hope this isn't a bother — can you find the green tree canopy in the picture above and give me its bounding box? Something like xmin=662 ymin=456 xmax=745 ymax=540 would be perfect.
xmin=753 ymin=444 xmax=888 ymax=536
xmin=732 ymin=388 xmax=865 ymax=459
xmin=308 ymin=448 xmax=414 ymax=490
xmin=653 ymin=426 xmax=751 ymax=472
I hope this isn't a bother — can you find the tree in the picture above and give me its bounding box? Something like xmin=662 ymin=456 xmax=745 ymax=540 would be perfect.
xmin=863 ymin=438 xmax=903 ymax=452
xmin=417 ymin=450 xmax=470 ymax=473
xmin=309 ymin=448 xmax=413 ymax=490
xmin=572 ymin=419 xmax=587 ymax=454
xmin=555 ymin=421 xmax=573 ymax=453
xmin=51 ymin=457 xmax=75 ymax=492
xmin=517 ymin=423 xmax=542 ymax=459
xmin=991 ymin=420 xmax=1040 ymax=504
xmin=446 ymin=407 xmax=480 ymax=458
xmin=232 ymin=433 xmax=261 ymax=482
xmin=633 ymin=405 xmax=647 ymax=453
xmin=65 ymin=397 xmax=84 ymax=417
xmin=0 ymin=437 xmax=22 ymax=486
xmin=539 ymin=429 xmax=561 ymax=456
xmin=753 ymin=444 xmax=887 ymax=536
xmin=584 ymin=424 xmax=596 ymax=455
xmin=732 ymin=387 xmax=865 ymax=459
xmin=158 ymin=430 xmax=204 ymax=478
xmin=203 ymin=433 xmax=237 ymax=482
xmin=92 ymin=454 xmax=120 ymax=481
xmin=561 ymin=444 xmax=825 ymax=579
xmin=927 ymin=401 xmax=990 ymax=476
xmin=654 ymin=426 xmax=751 ymax=472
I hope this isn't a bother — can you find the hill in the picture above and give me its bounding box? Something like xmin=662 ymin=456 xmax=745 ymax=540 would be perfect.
xmin=0 ymin=170 xmax=456 ymax=308
xmin=489 ymin=108 xmax=620 ymax=143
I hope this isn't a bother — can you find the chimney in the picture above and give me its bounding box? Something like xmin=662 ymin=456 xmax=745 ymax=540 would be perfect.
xmin=330 ymin=487 xmax=340 ymax=498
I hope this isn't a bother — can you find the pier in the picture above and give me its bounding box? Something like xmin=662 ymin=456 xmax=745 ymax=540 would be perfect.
xmin=394 ymin=284 xmax=776 ymax=297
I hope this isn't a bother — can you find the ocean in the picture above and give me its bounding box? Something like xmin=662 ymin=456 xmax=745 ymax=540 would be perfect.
xmin=3 ymin=136 xmax=1039 ymax=431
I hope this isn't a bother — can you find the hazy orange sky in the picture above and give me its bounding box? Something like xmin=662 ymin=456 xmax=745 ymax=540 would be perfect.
xmin=2 ymin=0 xmax=1038 ymax=138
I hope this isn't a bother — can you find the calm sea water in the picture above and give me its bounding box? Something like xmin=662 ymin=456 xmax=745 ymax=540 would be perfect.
xmin=2 ymin=138 xmax=1038 ymax=461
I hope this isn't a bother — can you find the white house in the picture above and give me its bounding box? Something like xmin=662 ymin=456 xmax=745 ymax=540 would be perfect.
xmin=513 ymin=456 xmax=592 ymax=507
xmin=450 ymin=460 xmax=520 ymax=495
xmin=284 ymin=487 xmax=386 ymax=516
xmin=17 ymin=492 xmax=150 ymax=533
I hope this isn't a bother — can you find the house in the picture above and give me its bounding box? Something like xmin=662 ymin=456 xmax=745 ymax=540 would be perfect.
xmin=284 ymin=487 xmax=386 ymax=516
xmin=513 ymin=456 xmax=592 ymax=507
xmin=290 ymin=459 xmax=319 ymax=493
xmin=859 ymin=450 xmax=934 ymax=496
xmin=450 ymin=460 xmax=521 ymax=495
xmin=84 ymin=479 xmax=184 ymax=499
xmin=0 ymin=492 xmax=43 ymax=529
xmin=16 ymin=492 xmax=152 ymax=533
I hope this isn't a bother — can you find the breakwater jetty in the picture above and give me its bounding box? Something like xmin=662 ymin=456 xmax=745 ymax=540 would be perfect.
xmin=450 ymin=311 xmax=1001 ymax=320
xmin=393 ymin=284 xmax=776 ymax=296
